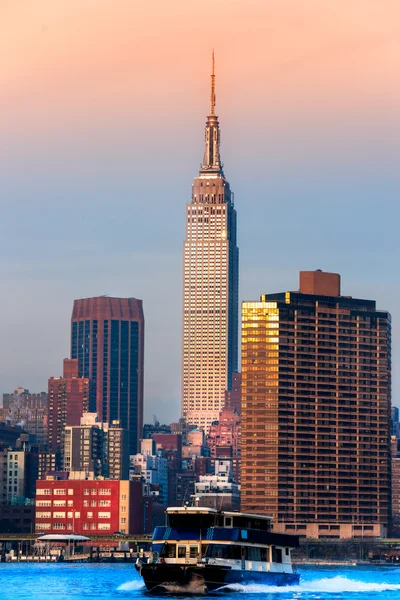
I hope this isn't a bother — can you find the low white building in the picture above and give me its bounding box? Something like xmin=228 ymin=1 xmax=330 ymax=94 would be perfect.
xmin=195 ymin=459 xmax=240 ymax=510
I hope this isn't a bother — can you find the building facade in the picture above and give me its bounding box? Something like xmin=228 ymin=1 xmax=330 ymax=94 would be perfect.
xmin=207 ymin=405 xmax=241 ymax=459
xmin=47 ymin=359 xmax=90 ymax=457
xmin=225 ymin=372 xmax=242 ymax=414
xmin=241 ymin=270 xmax=391 ymax=539
xmin=131 ymin=440 xmax=169 ymax=506
xmin=63 ymin=414 xmax=129 ymax=480
xmin=64 ymin=423 xmax=103 ymax=478
xmin=71 ymin=296 xmax=144 ymax=454
xmin=102 ymin=421 xmax=130 ymax=480
xmin=35 ymin=479 xmax=142 ymax=535
xmin=195 ymin=458 xmax=240 ymax=510
xmin=1 ymin=389 xmax=48 ymax=445
xmin=6 ymin=450 xmax=26 ymax=503
xmin=182 ymin=55 xmax=239 ymax=433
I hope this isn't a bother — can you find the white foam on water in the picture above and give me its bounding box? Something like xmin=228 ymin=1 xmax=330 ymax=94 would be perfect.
xmin=117 ymin=580 xmax=146 ymax=591
xmin=221 ymin=576 xmax=400 ymax=594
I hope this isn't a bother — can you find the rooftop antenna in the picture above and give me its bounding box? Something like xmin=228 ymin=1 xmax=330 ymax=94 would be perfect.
xmin=210 ymin=50 xmax=216 ymax=115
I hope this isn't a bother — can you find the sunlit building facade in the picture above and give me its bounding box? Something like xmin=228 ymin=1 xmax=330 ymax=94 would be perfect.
xmin=182 ymin=56 xmax=239 ymax=433
xmin=241 ymin=270 xmax=391 ymax=539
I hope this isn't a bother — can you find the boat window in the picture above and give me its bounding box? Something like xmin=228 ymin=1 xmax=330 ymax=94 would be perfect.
xmin=168 ymin=514 xmax=215 ymax=529
xmin=178 ymin=546 xmax=186 ymax=559
xmin=206 ymin=544 xmax=241 ymax=560
xmin=224 ymin=517 xmax=233 ymax=528
xmin=272 ymin=546 xmax=282 ymax=563
xmin=285 ymin=548 xmax=290 ymax=556
xmin=232 ymin=516 xmax=271 ymax=531
xmin=247 ymin=546 xmax=261 ymax=561
xmin=189 ymin=546 xmax=198 ymax=558
xmin=160 ymin=543 xmax=176 ymax=558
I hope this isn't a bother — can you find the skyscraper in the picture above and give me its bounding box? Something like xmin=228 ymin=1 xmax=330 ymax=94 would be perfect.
xmin=71 ymin=296 xmax=144 ymax=455
xmin=241 ymin=270 xmax=392 ymax=538
xmin=182 ymin=55 xmax=239 ymax=433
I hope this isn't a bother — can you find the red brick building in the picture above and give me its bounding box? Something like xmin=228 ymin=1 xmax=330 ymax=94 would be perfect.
xmin=35 ymin=479 xmax=144 ymax=535
xmin=47 ymin=359 xmax=90 ymax=457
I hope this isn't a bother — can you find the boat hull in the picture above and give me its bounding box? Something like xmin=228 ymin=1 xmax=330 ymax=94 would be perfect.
xmin=138 ymin=563 xmax=299 ymax=593
xmin=199 ymin=565 xmax=299 ymax=591
xmin=138 ymin=563 xmax=206 ymax=594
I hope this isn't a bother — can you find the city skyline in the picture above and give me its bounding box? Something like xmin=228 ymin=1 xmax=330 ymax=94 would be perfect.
xmin=1 ymin=2 xmax=400 ymax=422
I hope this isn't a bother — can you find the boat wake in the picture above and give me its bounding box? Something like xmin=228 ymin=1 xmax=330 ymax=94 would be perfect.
xmin=219 ymin=576 xmax=400 ymax=594
xmin=117 ymin=580 xmax=146 ymax=591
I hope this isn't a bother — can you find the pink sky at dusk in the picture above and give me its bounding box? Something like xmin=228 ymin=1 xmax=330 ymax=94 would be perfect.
xmin=2 ymin=1 xmax=400 ymax=420
xmin=3 ymin=1 xmax=400 ymax=137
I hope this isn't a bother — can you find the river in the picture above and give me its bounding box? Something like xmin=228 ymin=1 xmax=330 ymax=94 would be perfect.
xmin=1 ymin=563 xmax=400 ymax=600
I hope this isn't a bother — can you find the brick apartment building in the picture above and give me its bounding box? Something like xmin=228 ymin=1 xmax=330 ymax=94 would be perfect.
xmin=241 ymin=270 xmax=391 ymax=539
xmin=35 ymin=479 xmax=144 ymax=535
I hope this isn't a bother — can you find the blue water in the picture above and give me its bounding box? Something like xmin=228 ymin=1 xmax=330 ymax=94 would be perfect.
xmin=1 ymin=564 xmax=400 ymax=600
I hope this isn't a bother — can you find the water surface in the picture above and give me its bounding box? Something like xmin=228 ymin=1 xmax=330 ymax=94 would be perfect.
xmin=1 ymin=563 xmax=400 ymax=600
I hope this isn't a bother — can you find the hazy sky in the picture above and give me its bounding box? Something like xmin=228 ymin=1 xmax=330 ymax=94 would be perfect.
xmin=1 ymin=1 xmax=400 ymax=421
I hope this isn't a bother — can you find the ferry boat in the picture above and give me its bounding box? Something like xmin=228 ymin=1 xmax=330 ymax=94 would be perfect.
xmin=136 ymin=506 xmax=299 ymax=593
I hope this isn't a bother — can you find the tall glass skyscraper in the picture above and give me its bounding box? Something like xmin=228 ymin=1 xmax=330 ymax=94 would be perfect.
xmin=71 ymin=296 xmax=144 ymax=455
xmin=182 ymin=55 xmax=239 ymax=433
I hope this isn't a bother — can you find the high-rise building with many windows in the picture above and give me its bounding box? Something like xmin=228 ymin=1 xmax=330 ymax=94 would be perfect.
xmin=182 ymin=55 xmax=239 ymax=433
xmin=71 ymin=296 xmax=144 ymax=455
xmin=241 ymin=270 xmax=391 ymax=539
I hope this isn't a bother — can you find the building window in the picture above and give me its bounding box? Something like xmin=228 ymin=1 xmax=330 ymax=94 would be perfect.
xmin=53 ymin=523 xmax=65 ymax=530
xmin=83 ymin=524 xmax=89 ymax=530
xmin=54 ymin=489 xmax=66 ymax=496
xmin=91 ymin=489 xmax=97 ymax=495
xmin=90 ymin=524 xmax=96 ymax=530
xmin=84 ymin=489 xmax=89 ymax=495
xmin=99 ymin=489 xmax=111 ymax=495
xmin=121 ymin=518 xmax=126 ymax=524
xmin=36 ymin=512 xmax=51 ymax=519
xmin=98 ymin=512 xmax=110 ymax=519
xmin=37 ymin=489 xmax=51 ymax=495
xmin=37 ymin=500 xmax=52 ymax=507
xmin=53 ymin=500 xmax=66 ymax=507
xmin=53 ymin=512 xmax=66 ymax=519
xmin=68 ymin=489 xmax=74 ymax=495
xmin=87 ymin=512 xmax=93 ymax=519
xmin=98 ymin=523 xmax=110 ymax=530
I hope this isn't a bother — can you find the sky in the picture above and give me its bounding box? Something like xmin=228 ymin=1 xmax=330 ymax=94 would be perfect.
xmin=1 ymin=0 xmax=400 ymax=422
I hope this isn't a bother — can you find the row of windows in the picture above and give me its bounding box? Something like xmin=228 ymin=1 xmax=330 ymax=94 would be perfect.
xmin=38 ymin=523 xmax=111 ymax=531
xmin=37 ymin=488 xmax=112 ymax=496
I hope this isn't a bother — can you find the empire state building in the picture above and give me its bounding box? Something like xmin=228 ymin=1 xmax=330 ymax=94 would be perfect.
xmin=182 ymin=55 xmax=239 ymax=433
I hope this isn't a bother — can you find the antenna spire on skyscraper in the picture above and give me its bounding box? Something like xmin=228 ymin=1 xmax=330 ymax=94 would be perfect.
xmin=210 ymin=50 xmax=216 ymax=115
